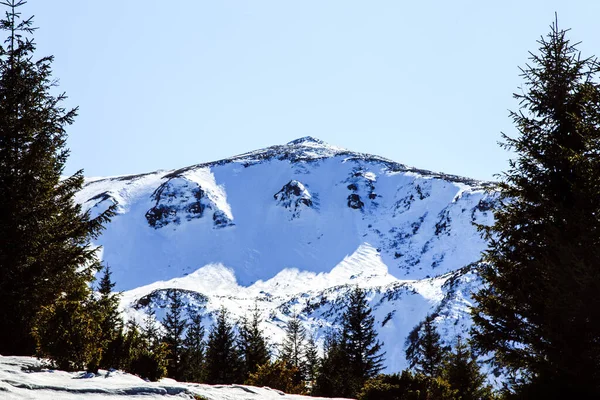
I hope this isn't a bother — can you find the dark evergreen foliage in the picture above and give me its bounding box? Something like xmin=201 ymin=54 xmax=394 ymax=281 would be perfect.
xmin=405 ymin=314 xmax=448 ymax=378
xmin=312 ymin=331 xmax=350 ymax=397
xmin=303 ymin=333 xmax=320 ymax=388
xmin=313 ymin=288 xmax=385 ymax=398
xmin=31 ymin=287 xmax=102 ymax=371
xmin=128 ymin=340 xmax=168 ymax=382
xmin=238 ymin=304 xmax=270 ymax=380
xmin=340 ymin=286 xmax=385 ymax=393
xmin=124 ymin=308 xmax=168 ymax=381
xmin=278 ymin=314 xmax=307 ymax=391
xmin=181 ymin=307 xmax=205 ymax=383
xmin=204 ymin=307 xmax=243 ymax=384
xmin=100 ymin=327 xmax=127 ymax=371
xmin=357 ymin=370 xmax=456 ymax=400
xmin=471 ymin=19 xmax=600 ymax=398
xmin=121 ymin=320 xmax=144 ymax=371
xmin=280 ymin=314 xmax=306 ymax=372
xmin=0 ymin=0 xmax=115 ymax=356
xmin=141 ymin=307 xmax=161 ymax=346
xmin=95 ymin=264 xmax=123 ymax=371
xmin=442 ymin=337 xmax=492 ymax=400
xmin=246 ymin=360 xmax=307 ymax=395
xmin=162 ymin=290 xmax=187 ymax=380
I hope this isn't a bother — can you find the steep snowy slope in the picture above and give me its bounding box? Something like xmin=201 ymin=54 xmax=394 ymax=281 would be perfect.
xmin=76 ymin=137 xmax=496 ymax=373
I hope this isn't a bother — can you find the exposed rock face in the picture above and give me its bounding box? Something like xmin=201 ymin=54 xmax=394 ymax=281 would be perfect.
xmin=274 ymin=180 xmax=314 ymax=219
xmin=345 ymin=168 xmax=378 ymax=211
xmin=213 ymin=210 xmax=234 ymax=227
xmin=145 ymin=176 xmax=233 ymax=229
xmin=146 ymin=177 xmax=206 ymax=228
xmin=84 ymin=191 xmax=119 ymax=219
xmin=135 ymin=288 xmax=208 ymax=309
xmin=347 ymin=193 xmax=364 ymax=209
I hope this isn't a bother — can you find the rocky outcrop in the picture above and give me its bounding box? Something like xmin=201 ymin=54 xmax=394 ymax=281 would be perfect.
xmin=347 ymin=193 xmax=364 ymax=209
xmin=274 ymin=180 xmax=314 ymax=219
xmin=345 ymin=168 xmax=378 ymax=210
xmin=146 ymin=177 xmax=233 ymax=229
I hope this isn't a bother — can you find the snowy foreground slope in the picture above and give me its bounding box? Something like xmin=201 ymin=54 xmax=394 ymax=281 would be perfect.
xmin=0 ymin=356 xmax=349 ymax=399
xmin=76 ymin=137 xmax=496 ymax=373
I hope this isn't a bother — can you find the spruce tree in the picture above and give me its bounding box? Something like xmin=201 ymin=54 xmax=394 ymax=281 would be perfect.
xmin=312 ymin=330 xmax=349 ymax=397
xmin=95 ymin=264 xmax=123 ymax=370
xmin=181 ymin=307 xmax=205 ymax=383
xmin=246 ymin=360 xmax=307 ymax=395
xmin=0 ymin=0 xmax=115 ymax=356
xmin=142 ymin=307 xmax=161 ymax=346
xmin=130 ymin=309 xmax=168 ymax=381
xmin=238 ymin=304 xmax=270 ymax=380
xmin=304 ymin=333 xmax=320 ymax=388
xmin=162 ymin=289 xmax=187 ymax=380
xmin=280 ymin=314 xmax=306 ymax=371
xmin=97 ymin=265 xmax=121 ymax=334
xmin=122 ymin=320 xmax=144 ymax=372
xmin=471 ymin=19 xmax=600 ymax=398
xmin=441 ymin=337 xmax=491 ymax=400
xmin=32 ymin=286 xmax=102 ymax=371
xmin=405 ymin=314 xmax=447 ymax=378
xmin=102 ymin=327 xmax=127 ymax=371
xmin=357 ymin=370 xmax=457 ymax=400
xmin=204 ymin=307 xmax=243 ymax=384
xmin=340 ymin=286 xmax=385 ymax=396
xmin=280 ymin=313 xmax=307 ymax=391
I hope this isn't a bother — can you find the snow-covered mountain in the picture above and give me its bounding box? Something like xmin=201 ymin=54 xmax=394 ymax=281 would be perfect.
xmin=76 ymin=136 xmax=496 ymax=373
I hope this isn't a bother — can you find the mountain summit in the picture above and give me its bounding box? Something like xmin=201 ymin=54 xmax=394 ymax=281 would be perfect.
xmin=76 ymin=138 xmax=496 ymax=373
xmin=286 ymin=136 xmax=329 ymax=145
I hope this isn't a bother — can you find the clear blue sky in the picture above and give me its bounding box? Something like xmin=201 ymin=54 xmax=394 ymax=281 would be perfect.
xmin=26 ymin=1 xmax=600 ymax=181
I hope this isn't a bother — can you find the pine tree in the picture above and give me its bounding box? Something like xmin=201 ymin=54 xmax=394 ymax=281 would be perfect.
xmin=127 ymin=307 xmax=168 ymax=381
xmin=304 ymin=333 xmax=320 ymax=388
xmin=238 ymin=304 xmax=270 ymax=380
xmin=279 ymin=313 xmax=307 ymax=392
xmin=181 ymin=307 xmax=205 ymax=383
xmin=312 ymin=330 xmax=349 ymax=397
xmin=340 ymin=286 xmax=385 ymax=396
xmin=471 ymin=19 xmax=600 ymax=398
xmin=246 ymin=360 xmax=307 ymax=395
xmin=441 ymin=337 xmax=491 ymax=400
xmin=357 ymin=370 xmax=457 ymax=400
xmin=162 ymin=289 xmax=187 ymax=380
xmin=280 ymin=314 xmax=306 ymax=371
xmin=97 ymin=265 xmax=121 ymax=335
xmin=122 ymin=320 xmax=144 ymax=372
xmin=204 ymin=307 xmax=243 ymax=384
xmin=102 ymin=326 xmax=126 ymax=371
xmin=32 ymin=287 xmax=102 ymax=371
xmin=313 ymin=289 xmax=385 ymax=398
xmin=142 ymin=307 xmax=161 ymax=346
xmin=405 ymin=314 xmax=448 ymax=378
xmin=0 ymin=0 xmax=115 ymax=356
xmin=95 ymin=264 xmax=123 ymax=371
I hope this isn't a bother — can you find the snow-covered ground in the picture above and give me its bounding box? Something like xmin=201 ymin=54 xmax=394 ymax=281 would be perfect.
xmin=76 ymin=136 xmax=496 ymax=373
xmin=0 ymin=356 xmax=350 ymax=400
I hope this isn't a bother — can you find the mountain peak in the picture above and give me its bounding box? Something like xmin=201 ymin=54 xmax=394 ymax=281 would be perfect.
xmin=286 ymin=136 xmax=327 ymax=146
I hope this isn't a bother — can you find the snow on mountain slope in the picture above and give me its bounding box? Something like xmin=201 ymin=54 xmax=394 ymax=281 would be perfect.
xmin=0 ymin=356 xmax=350 ymax=400
xmin=76 ymin=136 xmax=497 ymax=373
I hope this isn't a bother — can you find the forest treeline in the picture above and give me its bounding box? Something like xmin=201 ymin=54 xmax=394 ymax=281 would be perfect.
xmin=0 ymin=0 xmax=599 ymax=398
xmin=61 ymin=268 xmax=492 ymax=399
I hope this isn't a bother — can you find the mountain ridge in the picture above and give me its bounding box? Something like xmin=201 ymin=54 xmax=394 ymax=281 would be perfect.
xmin=76 ymin=137 xmax=497 ymax=374
xmin=85 ymin=136 xmax=495 ymax=188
